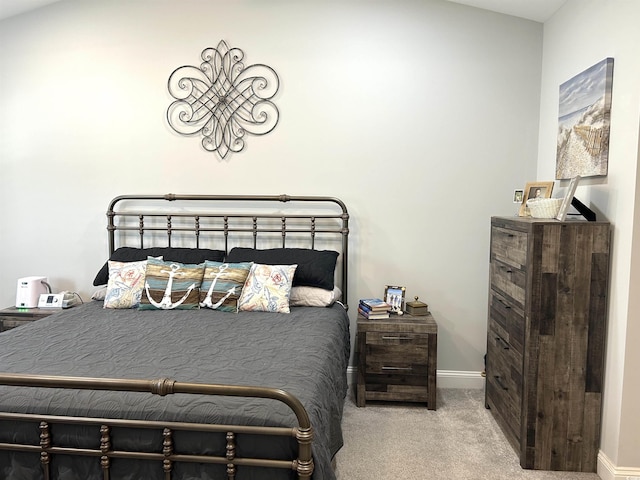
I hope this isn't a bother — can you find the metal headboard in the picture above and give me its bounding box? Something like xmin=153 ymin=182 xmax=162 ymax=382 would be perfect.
xmin=107 ymin=193 xmax=350 ymax=307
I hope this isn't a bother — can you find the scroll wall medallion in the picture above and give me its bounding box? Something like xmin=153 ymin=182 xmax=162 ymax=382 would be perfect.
xmin=167 ymin=40 xmax=280 ymax=159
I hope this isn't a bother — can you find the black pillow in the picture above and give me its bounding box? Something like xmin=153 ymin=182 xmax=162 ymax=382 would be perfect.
xmin=93 ymin=247 xmax=225 ymax=286
xmin=225 ymin=247 xmax=339 ymax=290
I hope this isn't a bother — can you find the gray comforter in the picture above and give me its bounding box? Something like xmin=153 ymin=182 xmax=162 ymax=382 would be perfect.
xmin=0 ymin=301 xmax=350 ymax=480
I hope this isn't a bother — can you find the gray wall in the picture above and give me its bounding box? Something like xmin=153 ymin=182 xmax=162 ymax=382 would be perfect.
xmin=0 ymin=0 xmax=543 ymax=382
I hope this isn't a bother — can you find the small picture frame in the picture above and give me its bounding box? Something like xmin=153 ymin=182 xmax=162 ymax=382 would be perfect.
xmin=519 ymin=181 xmax=555 ymax=217
xmin=384 ymin=285 xmax=406 ymax=314
xmin=513 ymin=189 xmax=524 ymax=204
xmin=556 ymin=175 xmax=581 ymax=221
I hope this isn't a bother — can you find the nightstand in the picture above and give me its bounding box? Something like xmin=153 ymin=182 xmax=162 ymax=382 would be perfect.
xmin=0 ymin=307 xmax=58 ymax=332
xmin=356 ymin=312 xmax=437 ymax=409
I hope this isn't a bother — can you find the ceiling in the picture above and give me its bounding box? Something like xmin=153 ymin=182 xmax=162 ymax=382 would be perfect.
xmin=447 ymin=0 xmax=567 ymax=22
xmin=0 ymin=0 xmax=568 ymax=23
xmin=0 ymin=0 xmax=59 ymax=20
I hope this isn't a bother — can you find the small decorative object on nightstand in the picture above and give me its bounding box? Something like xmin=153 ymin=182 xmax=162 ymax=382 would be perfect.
xmin=356 ymin=311 xmax=437 ymax=410
xmin=405 ymin=296 xmax=428 ymax=316
xmin=0 ymin=307 xmax=57 ymax=332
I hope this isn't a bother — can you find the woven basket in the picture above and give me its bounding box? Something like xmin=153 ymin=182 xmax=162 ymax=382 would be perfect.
xmin=526 ymin=198 xmax=562 ymax=218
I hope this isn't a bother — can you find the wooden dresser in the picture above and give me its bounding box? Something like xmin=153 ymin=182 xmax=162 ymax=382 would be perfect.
xmin=356 ymin=313 xmax=437 ymax=409
xmin=485 ymin=216 xmax=610 ymax=472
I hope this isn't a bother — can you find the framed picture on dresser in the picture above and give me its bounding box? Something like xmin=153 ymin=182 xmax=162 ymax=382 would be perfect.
xmin=519 ymin=181 xmax=554 ymax=217
xmin=556 ymin=175 xmax=581 ymax=221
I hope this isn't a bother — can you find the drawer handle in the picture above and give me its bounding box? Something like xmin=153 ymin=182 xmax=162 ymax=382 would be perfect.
xmin=495 ymin=336 xmax=510 ymax=350
xmin=382 ymin=366 xmax=413 ymax=372
xmin=381 ymin=336 xmax=412 ymax=341
xmin=494 ymin=375 xmax=508 ymax=391
xmin=496 ymin=298 xmax=511 ymax=309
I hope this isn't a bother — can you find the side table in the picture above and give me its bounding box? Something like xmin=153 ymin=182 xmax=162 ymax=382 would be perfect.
xmin=0 ymin=307 xmax=58 ymax=332
xmin=356 ymin=312 xmax=438 ymax=409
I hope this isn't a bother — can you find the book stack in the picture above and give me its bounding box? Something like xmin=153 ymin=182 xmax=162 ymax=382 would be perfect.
xmin=358 ymin=298 xmax=391 ymax=319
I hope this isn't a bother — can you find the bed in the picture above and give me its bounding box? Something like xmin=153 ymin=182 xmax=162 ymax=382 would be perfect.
xmin=0 ymin=194 xmax=351 ymax=480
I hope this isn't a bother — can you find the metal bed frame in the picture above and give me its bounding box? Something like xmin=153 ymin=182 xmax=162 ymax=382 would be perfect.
xmin=0 ymin=193 xmax=350 ymax=480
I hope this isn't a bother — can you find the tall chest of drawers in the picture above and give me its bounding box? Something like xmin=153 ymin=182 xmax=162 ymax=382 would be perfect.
xmin=485 ymin=216 xmax=610 ymax=472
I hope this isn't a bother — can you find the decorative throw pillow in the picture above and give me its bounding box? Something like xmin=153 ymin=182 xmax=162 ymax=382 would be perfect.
xmin=225 ymin=248 xmax=339 ymax=290
xmin=138 ymin=258 xmax=205 ymax=310
xmin=103 ymin=259 xmax=149 ymax=309
xmin=238 ymin=264 xmax=297 ymax=313
xmin=199 ymin=261 xmax=253 ymax=312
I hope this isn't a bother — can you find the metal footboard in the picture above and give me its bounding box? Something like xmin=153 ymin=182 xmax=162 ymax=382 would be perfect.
xmin=0 ymin=373 xmax=314 ymax=479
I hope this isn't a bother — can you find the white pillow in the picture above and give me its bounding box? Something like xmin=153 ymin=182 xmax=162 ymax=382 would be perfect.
xmin=289 ymin=286 xmax=341 ymax=307
xmin=91 ymin=286 xmax=107 ymax=301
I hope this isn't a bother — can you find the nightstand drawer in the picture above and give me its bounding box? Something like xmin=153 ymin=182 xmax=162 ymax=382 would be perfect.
xmin=1 ymin=318 xmax=33 ymax=331
xmin=365 ymin=331 xmax=428 ymax=347
xmin=0 ymin=307 xmax=56 ymax=332
xmin=365 ymin=332 xmax=428 ymax=375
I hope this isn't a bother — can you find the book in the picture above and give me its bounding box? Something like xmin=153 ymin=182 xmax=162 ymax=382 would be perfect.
xmin=359 ymin=298 xmax=390 ymax=311
xmin=358 ymin=306 xmax=390 ymax=319
xmin=358 ymin=302 xmax=387 ymax=315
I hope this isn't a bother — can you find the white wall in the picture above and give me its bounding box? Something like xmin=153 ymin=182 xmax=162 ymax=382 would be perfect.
xmin=538 ymin=0 xmax=640 ymax=476
xmin=0 ymin=0 xmax=543 ymax=377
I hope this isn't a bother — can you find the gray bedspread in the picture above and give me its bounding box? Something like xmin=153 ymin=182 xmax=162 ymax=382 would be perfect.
xmin=0 ymin=301 xmax=350 ymax=480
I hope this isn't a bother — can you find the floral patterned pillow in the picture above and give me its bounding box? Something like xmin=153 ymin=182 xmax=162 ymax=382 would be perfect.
xmin=103 ymin=259 xmax=149 ymax=309
xmin=238 ymin=263 xmax=297 ymax=313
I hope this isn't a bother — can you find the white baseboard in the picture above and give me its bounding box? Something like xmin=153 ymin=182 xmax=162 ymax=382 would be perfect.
xmin=437 ymin=370 xmax=486 ymax=389
xmin=346 ymin=367 xmax=485 ymax=389
xmin=598 ymin=450 xmax=640 ymax=480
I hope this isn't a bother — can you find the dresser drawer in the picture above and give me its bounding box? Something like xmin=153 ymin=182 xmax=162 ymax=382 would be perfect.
xmin=486 ymin=321 xmax=523 ymax=449
xmin=491 ymin=226 xmax=528 ymax=268
xmin=490 ymin=258 xmax=526 ymax=309
xmin=486 ymin=371 xmax=522 ymax=450
xmin=487 ymin=317 xmax=523 ymax=375
xmin=488 ymin=290 xmax=525 ymax=357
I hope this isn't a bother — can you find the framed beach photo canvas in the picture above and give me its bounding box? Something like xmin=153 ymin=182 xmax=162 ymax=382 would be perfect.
xmin=556 ymin=58 xmax=614 ymax=180
xmin=519 ymin=181 xmax=554 ymax=217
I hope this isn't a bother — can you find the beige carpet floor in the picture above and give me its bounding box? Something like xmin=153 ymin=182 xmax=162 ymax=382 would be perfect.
xmin=334 ymin=388 xmax=602 ymax=480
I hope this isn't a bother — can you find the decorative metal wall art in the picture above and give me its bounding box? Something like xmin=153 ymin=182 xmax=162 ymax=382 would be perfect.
xmin=167 ymin=41 xmax=280 ymax=159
